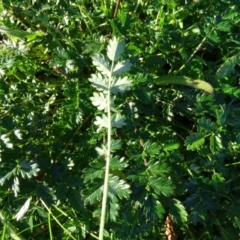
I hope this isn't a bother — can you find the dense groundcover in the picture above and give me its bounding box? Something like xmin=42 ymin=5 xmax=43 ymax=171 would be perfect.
xmin=1 ymin=0 xmax=240 ymax=239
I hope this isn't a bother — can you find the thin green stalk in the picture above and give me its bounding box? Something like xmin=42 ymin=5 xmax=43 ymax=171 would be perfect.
xmin=173 ymin=28 xmax=214 ymax=75
xmin=0 ymin=210 xmax=24 ymax=240
xmin=99 ymin=61 xmax=114 ymax=240
xmin=1 ymin=221 xmax=7 ymax=240
xmin=40 ymin=199 xmax=77 ymax=240
xmin=48 ymin=211 xmax=53 ymax=240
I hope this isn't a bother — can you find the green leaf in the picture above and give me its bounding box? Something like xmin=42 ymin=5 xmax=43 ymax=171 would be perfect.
xmin=112 ymin=60 xmax=132 ymax=76
xmin=111 ymin=139 xmax=122 ymax=152
xmin=82 ymin=161 xmax=105 ymax=183
xmin=147 ymin=160 xmax=171 ymax=177
xmin=89 ymin=73 xmax=108 ymax=92
xmin=198 ymin=117 xmax=217 ymax=133
xmin=210 ymin=134 xmax=222 ymax=154
xmin=111 ymin=113 xmax=126 ymax=128
xmin=94 ymin=114 xmax=108 ymax=131
xmin=110 ymin=156 xmax=128 ymax=171
xmin=15 ymin=197 xmax=32 ymax=221
xmin=110 ymin=76 xmax=132 ymax=94
xmin=92 ymin=54 xmax=111 ymax=76
xmin=143 ymin=141 xmax=161 ymax=157
xmin=149 ymin=177 xmax=175 ymax=196
xmin=95 ymin=144 xmax=108 ymax=157
xmin=0 ymin=27 xmax=44 ymax=40
xmin=163 ymin=141 xmax=180 ymax=151
xmin=168 ymin=198 xmax=188 ymax=223
xmin=107 ymin=37 xmax=125 ymax=61
xmin=185 ymin=133 xmax=205 ymax=150
xmin=216 ymin=53 xmax=240 ymax=78
xmin=155 ymin=200 xmax=165 ymax=219
xmin=18 ymin=160 xmax=40 ymax=178
xmin=155 ymin=76 xmax=214 ymax=94
xmin=68 ymin=189 xmax=84 ymax=211
xmin=109 ymin=175 xmax=131 ymax=199
xmin=82 ymin=183 xmax=103 ymax=205
xmin=55 ymin=184 xmax=68 ymax=203
xmin=90 ymin=92 xmax=108 ymax=110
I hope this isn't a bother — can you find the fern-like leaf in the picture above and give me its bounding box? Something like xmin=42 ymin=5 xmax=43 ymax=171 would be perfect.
xmin=198 ymin=117 xmax=217 ymax=133
xmin=185 ymin=133 xmax=205 ymax=150
xmin=168 ymin=198 xmax=188 ymax=224
xmin=149 ymin=177 xmax=175 ymax=196
xmin=216 ymin=53 xmax=240 ymax=78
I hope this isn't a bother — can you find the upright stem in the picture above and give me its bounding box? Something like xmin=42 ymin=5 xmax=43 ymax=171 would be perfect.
xmin=99 ymin=70 xmax=113 ymax=240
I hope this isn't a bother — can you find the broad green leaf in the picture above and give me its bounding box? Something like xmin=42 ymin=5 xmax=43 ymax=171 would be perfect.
xmin=185 ymin=133 xmax=205 ymax=150
xmin=111 ymin=76 xmax=132 ymax=94
xmin=111 ymin=113 xmax=126 ymax=128
xmin=89 ymin=73 xmax=108 ymax=92
xmin=155 ymin=76 xmax=214 ymax=94
xmin=15 ymin=197 xmax=32 ymax=221
xmin=149 ymin=177 xmax=175 ymax=196
xmin=107 ymin=37 xmax=125 ymax=61
xmin=90 ymin=92 xmax=108 ymax=110
xmin=112 ymin=60 xmax=132 ymax=76
xmin=0 ymin=27 xmax=44 ymax=40
xmin=92 ymin=54 xmax=111 ymax=76
xmin=168 ymin=198 xmax=188 ymax=223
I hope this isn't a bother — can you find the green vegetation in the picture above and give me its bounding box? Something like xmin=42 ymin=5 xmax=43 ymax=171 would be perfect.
xmin=0 ymin=0 xmax=240 ymax=239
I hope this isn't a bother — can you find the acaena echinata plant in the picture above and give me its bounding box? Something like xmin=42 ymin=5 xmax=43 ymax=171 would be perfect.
xmin=88 ymin=37 xmax=132 ymax=240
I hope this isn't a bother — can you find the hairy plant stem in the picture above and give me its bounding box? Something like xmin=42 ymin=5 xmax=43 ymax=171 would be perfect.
xmin=99 ymin=63 xmax=114 ymax=240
